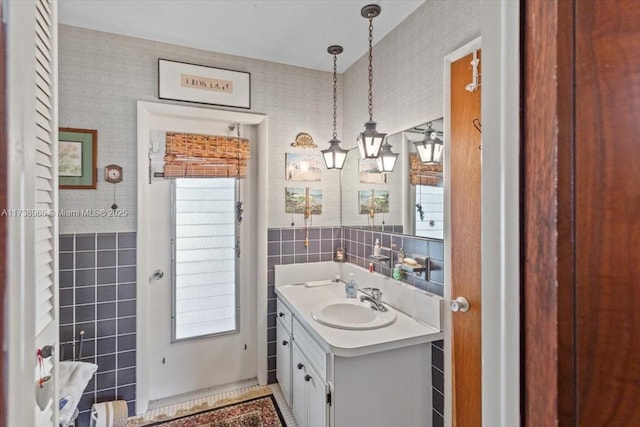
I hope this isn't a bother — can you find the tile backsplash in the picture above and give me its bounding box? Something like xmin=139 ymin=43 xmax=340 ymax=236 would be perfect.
xmin=59 ymin=232 xmax=136 ymax=426
xmin=341 ymin=226 xmax=444 ymax=297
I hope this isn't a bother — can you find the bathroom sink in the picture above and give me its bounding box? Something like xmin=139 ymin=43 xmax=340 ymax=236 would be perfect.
xmin=311 ymin=301 xmax=397 ymax=330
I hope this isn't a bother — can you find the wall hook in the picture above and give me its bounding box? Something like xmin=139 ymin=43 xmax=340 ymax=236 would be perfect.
xmin=473 ymin=118 xmax=482 ymax=133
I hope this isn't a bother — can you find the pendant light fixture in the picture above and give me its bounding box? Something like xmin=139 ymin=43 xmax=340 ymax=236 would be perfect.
xmin=414 ymin=122 xmax=444 ymax=164
xmin=322 ymin=45 xmax=348 ymax=170
xmin=357 ymin=4 xmax=386 ymax=159
xmin=376 ymin=139 xmax=399 ymax=172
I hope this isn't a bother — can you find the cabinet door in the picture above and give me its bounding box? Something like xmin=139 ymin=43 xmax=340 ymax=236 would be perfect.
xmin=306 ymin=364 xmax=328 ymax=427
xmin=292 ymin=343 xmax=308 ymax=427
xmin=276 ymin=321 xmax=292 ymax=407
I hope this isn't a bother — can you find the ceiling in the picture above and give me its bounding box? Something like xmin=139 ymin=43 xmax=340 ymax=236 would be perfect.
xmin=57 ymin=0 xmax=425 ymax=73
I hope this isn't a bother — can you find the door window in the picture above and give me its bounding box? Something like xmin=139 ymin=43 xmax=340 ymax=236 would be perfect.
xmin=172 ymin=178 xmax=238 ymax=340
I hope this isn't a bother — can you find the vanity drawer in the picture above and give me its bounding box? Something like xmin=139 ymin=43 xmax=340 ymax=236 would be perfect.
xmin=293 ymin=317 xmax=327 ymax=379
xmin=276 ymin=298 xmax=293 ymax=333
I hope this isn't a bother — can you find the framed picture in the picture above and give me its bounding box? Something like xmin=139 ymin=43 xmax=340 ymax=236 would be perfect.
xmin=359 ymin=158 xmax=387 ymax=183
xmin=285 ymin=187 xmax=323 ymax=215
xmin=158 ymin=59 xmax=251 ymax=109
xmin=285 ymin=153 xmax=322 ymax=182
xmin=58 ymin=128 xmax=97 ymax=189
xmin=359 ymin=190 xmax=390 ymax=215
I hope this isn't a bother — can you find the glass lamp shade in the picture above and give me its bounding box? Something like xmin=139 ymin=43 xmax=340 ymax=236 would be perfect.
xmin=376 ymin=141 xmax=399 ymax=172
xmin=321 ymin=138 xmax=349 ymax=170
xmin=357 ymin=120 xmax=386 ymax=159
xmin=415 ymin=132 xmax=444 ymax=163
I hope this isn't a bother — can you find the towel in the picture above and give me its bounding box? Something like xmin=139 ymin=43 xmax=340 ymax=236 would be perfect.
xmin=90 ymin=400 xmax=128 ymax=427
xmin=305 ymin=280 xmax=335 ymax=288
xmin=59 ymin=361 xmax=98 ymax=426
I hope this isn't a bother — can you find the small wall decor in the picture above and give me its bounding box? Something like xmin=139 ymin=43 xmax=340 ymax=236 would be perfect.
xmin=58 ymin=128 xmax=97 ymax=189
xmin=359 ymin=158 xmax=388 ymax=184
xmin=104 ymin=164 xmax=123 ymax=210
xmin=285 ymin=153 xmax=322 ymax=181
xmin=290 ymin=132 xmax=317 ymax=148
xmin=359 ymin=189 xmax=389 ymax=215
xmin=285 ymin=187 xmax=323 ymax=215
xmin=158 ymin=59 xmax=251 ymax=109
xmin=104 ymin=164 xmax=122 ymax=184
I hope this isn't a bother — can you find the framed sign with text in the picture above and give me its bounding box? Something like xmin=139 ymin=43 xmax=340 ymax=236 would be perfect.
xmin=158 ymin=59 xmax=251 ymax=109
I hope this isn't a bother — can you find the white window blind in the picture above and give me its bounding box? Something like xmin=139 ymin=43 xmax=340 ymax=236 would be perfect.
xmin=415 ymin=185 xmax=444 ymax=240
xmin=173 ymin=178 xmax=237 ymax=340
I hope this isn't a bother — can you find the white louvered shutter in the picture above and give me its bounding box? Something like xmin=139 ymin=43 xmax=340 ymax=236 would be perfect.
xmin=6 ymin=1 xmax=59 ymax=426
xmin=34 ymin=0 xmax=59 ymax=425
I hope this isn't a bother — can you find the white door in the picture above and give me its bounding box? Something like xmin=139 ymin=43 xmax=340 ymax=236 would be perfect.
xmin=6 ymin=0 xmax=60 ymax=426
xmin=146 ymin=120 xmax=257 ymax=401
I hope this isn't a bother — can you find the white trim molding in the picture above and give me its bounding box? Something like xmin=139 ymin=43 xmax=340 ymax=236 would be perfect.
xmin=136 ymin=101 xmax=268 ymax=413
xmin=481 ymin=1 xmax=520 ymax=425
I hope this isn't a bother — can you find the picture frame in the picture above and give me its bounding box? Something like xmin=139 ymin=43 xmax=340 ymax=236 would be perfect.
xmin=285 ymin=153 xmax=322 ymax=182
xmin=285 ymin=187 xmax=323 ymax=215
xmin=58 ymin=128 xmax=97 ymax=189
xmin=359 ymin=158 xmax=388 ymax=183
xmin=359 ymin=189 xmax=390 ymax=215
xmin=158 ymin=59 xmax=251 ymax=109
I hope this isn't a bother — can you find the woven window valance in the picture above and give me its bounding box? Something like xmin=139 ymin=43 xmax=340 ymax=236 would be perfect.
xmin=409 ymin=153 xmax=443 ymax=186
xmin=164 ymin=132 xmax=250 ymax=178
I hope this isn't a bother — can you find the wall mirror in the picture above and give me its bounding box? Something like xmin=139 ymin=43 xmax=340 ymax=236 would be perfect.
xmin=340 ymin=117 xmax=444 ymax=240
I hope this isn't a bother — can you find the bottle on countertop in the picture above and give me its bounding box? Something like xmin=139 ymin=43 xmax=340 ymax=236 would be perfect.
xmin=393 ymin=264 xmax=403 ymax=280
xmin=345 ymin=273 xmax=358 ymax=298
xmin=398 ymin=247 xmax=405 ymax=264
xmin=373 ymin=238 xmax=381 ymax=257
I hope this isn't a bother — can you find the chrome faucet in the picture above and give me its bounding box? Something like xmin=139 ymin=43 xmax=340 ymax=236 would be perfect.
xmin=360 ymin=287 xmax=388 ymax=312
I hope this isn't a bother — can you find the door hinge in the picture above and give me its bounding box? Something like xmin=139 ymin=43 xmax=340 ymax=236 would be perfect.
xmin=326 ymin=391 xmax=332 ymax=406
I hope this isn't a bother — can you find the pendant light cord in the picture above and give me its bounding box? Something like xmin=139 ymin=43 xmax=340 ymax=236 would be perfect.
xmin=368 ymin=16 xmax=374 ymax=121
xmin=333 ymin=53 xmax=338 ymax=139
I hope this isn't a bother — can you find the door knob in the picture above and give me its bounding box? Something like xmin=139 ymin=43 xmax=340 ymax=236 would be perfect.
xmin=282 ymin=340 xmax=288 ymax=346
xmin=297 ymin=363 xmax=304 ymax=370
xmin=151 ymin=270 xmax=164 ymax=280
xmin=450 ymin=296 xmax=470 ymax=312
xmin=304 ymin=374 xmax=312 ymax=382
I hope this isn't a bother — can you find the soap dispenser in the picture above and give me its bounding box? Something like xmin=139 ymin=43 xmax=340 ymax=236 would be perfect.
xmin=345 ymin=273 xmax=358 ymax=298
xmin=373 ymin=238 xmax=381 ymax=257
xmin=398 ymin=247 xmax=405 ymax=264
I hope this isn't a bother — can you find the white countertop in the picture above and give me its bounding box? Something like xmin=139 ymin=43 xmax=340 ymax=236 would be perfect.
xmin=275 ymin=282 xmax=443 ymax=357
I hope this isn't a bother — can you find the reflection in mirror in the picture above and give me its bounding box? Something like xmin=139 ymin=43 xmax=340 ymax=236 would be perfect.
xmin=340 ymin=118 xmax=443 ymax=240
xmin=404 ymin=118 xmax=444 ymax=239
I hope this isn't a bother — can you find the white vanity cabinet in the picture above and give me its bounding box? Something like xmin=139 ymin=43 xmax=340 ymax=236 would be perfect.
xmin=292 ymin=342 xmax=329 ymax=427
xmin=290 ymin=316 xmax=330 ymax=427
xmin=275 ymin=283 xmax=440 ymax=427
xmin=276 ymin=300 xmax=293 ymax=406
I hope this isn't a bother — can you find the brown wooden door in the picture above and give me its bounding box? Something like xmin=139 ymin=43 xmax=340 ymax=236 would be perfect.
xmin=450 ymin=50 xmax=482 ymax=426
xmin=574 ymin=0 xmax=640 ymax=423
xmin=523 ymin=0 xmax=640 ymax=424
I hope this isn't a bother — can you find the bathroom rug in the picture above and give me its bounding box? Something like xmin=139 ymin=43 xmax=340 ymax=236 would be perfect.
xmin=128 ymin=392 xmax=286 ymax=427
